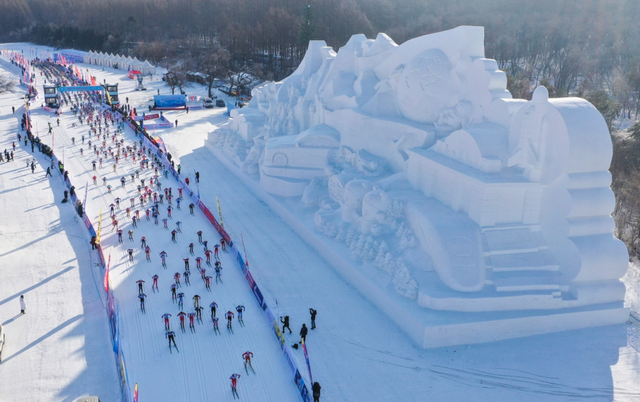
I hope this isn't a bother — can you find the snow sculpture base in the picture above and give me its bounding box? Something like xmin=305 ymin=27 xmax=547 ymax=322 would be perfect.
xmin=206 ymin=25 xmax=629 ymax=348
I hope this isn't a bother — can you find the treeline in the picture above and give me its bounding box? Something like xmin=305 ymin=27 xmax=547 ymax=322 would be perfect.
xmin=3 ymin=0 xmax=640 ymax=115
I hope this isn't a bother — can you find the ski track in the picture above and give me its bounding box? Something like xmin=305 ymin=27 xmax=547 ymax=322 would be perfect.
xmin=222 ymin=264 xmax=274 ymax=401
xmin=218 ymin=253 xmax=274 ymax=402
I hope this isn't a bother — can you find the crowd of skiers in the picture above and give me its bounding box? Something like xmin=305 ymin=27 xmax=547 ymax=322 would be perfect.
xmin=16 ymin=61 xmax=324 ymax=400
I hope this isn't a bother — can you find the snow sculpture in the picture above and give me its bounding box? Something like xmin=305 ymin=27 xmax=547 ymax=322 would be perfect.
xmin=206 ymin=26 xmax=629 ymax=348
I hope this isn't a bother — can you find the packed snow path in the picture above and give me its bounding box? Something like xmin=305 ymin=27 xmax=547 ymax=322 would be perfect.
xmin=28 ymin=103 xmax=300 ymax=401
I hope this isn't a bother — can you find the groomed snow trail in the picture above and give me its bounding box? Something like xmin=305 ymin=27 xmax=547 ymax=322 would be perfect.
xmin=29 ymin=101 xmax=300 ymax=401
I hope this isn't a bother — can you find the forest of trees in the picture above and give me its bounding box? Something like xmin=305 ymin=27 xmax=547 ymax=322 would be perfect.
xmin=2 ymin=0 xmax=640 ymax=110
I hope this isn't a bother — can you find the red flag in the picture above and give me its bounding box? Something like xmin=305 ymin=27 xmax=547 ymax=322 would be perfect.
xmin=134 ymin=383 xmax=138 ymax=402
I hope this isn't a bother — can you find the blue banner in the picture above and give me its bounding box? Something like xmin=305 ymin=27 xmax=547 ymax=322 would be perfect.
xmin=58 ymin=85 xmax=104 ymax=93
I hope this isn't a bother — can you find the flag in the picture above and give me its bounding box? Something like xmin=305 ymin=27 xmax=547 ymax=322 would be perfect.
xmin=217 ymin=196 xmax=224 ymax=228
xmin=302 ymin=341 xmax=313 ymax=384
xmin=134 ymin=383 xmax=138 ymax=402
xmin=104 ymin=253 xmax=111 ymax=292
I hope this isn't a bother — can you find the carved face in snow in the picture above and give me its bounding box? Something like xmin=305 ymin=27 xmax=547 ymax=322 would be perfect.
xmin=397 ymin=49 xmax=456 ymax=123
xmin=362 ymin=189 xmax=391 ymax=223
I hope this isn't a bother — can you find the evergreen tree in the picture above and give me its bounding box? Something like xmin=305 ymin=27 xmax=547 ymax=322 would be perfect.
xmin=298 ymin=5 xmax=316 ymax=52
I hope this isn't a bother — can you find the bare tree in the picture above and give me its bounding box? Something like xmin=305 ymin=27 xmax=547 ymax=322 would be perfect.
xmin=164 ymin=70 xmax=190 ymax=95
xmin=198 ymin=46 xmax=230 ymax=98
xmin=164 ymin=71 xmax=179 ymax=95
xmin=227 ymin=66 xmax=257 ymax=97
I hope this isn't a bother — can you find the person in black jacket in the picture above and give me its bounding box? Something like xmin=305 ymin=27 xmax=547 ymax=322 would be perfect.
xmin=299 ymin=323 xmax=308 ymax=344
xmin=312 ymin=382 xmax=321 ymax=402
xmin=280 ymin=315 xmax=292 ymax=333
xmin=309 ymin=308 xmax=317 ymax=329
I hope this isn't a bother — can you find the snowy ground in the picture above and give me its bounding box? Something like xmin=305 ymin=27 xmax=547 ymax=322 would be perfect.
xmin=1 ymin=43 xmax=640 ymax=401
xmin=0 ymin=56 xmax=120 ymax=401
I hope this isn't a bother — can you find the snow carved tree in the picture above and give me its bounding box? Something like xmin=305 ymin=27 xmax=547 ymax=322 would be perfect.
xmin=392 ymin=258 xmax=418 ymax=299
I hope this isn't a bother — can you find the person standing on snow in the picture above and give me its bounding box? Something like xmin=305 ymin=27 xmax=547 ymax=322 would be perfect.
xmin=299 ymin=323 xmax=308 ymax=344
xmin=312 ymin=382 xmax=321 ymax=402
xmin=280 ymin=315 xmax=292 ymax=334
xmin=20 ymin=295 xmax=26 ymax=314
xmin=309 ymin=308 xmax=317 ymax=329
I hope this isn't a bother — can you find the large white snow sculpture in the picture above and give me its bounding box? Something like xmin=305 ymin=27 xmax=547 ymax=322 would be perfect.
xmin=206 ymin=26 xmax=629 ymax=348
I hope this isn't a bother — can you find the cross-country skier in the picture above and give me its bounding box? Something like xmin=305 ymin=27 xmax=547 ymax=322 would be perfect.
xmin=204 ymin=275 xmax=212 ymax=290
xmin=189 ymin=203 xmax=195 ymax=215
xmin=184 ymin=270 xmax=190 ymax=285
xmin=136 ymin=279 xmax=145 ymax=294
xmin=162 ymin=313 xmax=172 ymax=330
xmin=166 ymin=330 xmax=177 ymax=351
xmin=152 ymin=274 xmax=159 ymax=291
xmin=163 ymin=218 xmax=168 ymax=229
xmin=236 ymin=305 xmax=245 ymax=321
xmin=193 ymin=294 xmax=201 ymax=309
xmin=196 ymin=305 xmax=203 ymax=321
xmin=160 ymin=251 xmax=167 ymax=265
xmin=167 ymin=205 xmax=172 ymax=217
xmin=176 ymin=221 xmax=182 ymax=232
xmin=197 ymin=231 xmax=203 ymax=243
xmin=171 ymin=284 xmax=177 ymax=301
xmin=215 ymin=262 xmax=222 ymax=283
xmin=139 ymin=293 xmax=147 ymax=311
xmin=214 ymin=244 xmax=220 ymax=260
xmin=188 ymin=312 xmax=196 ymax=331
xmin=309 ymin=308 xmax=318 ymax=329
xmin=242 ymin=351 xmax=254 ymax=372
xmin=171 ymin=230 xmax=177 ymax=242
xmin=140 ymin=236 xmax=147 ymax=248
xmin=195 ymin=256 xmax=203 ymax=269
xmin=178 ymin=311 xmax=186 ymax=331
xmin=188 ymin=243 xmax=194 ymax=254
xmin=226 ymin=311 xmax=234 ymax=328
xmin=280 ymin=316 xmax=292 ymax=334
xmin=174 ymin=272 xmax=181 ymax=287
xmin=145 ymin=245 xmax=151 ymax=261
xmin=205 ymin=249 xmax=212 ymax=264
xmin=127 ymin=248 xmax=134 ymax=261
xmin=184 ymin=258 xmax=190 ymax=270
xmin=210 ymin=301 xmax=218 ymax=319
xmin=117 ymin=229 xmax=123 ymax=243
xmin=213 ymin=316 xmax=220 ymax=333
xmin=220 ymin=238 xmax=227 ymax=251
xmin=177 ymin=292 xmax=185 ymax=309
xmin=230 ymin=374 xmax=241 ymax=399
